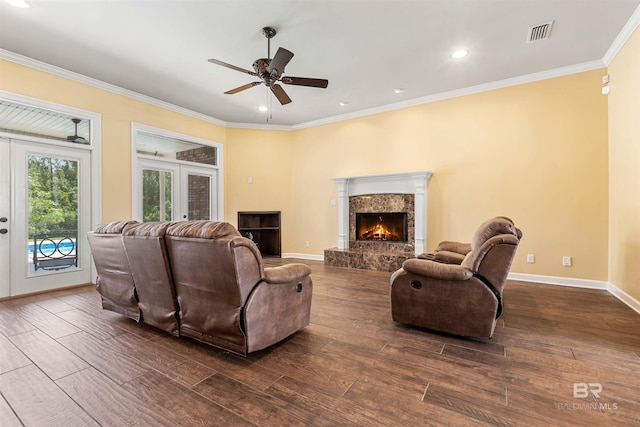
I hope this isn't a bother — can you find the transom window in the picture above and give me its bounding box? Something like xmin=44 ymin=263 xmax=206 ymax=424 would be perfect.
xmin=136 ymin=131 xmax=216 ymax=166
xmin=0 ymin=100 xmax=92 ymax=145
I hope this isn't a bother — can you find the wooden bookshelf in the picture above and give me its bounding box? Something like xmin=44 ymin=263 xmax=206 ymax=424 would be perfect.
xmin=237 ymin=211 xmax=281 ymax=257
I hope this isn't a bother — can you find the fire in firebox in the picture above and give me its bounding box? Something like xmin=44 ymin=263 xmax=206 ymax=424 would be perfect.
xmin=356 ymin=212 xmax=408 ymax=242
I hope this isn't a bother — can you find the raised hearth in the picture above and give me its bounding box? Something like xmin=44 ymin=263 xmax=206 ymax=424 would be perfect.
xmin=324 ymin=247 xmax=413 ymax=272
xmin=325 ymin=171 xmax=432 ymax=272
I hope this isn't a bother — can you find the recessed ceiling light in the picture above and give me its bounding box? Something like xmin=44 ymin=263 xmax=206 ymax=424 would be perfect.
xmin=451 ymin=50 xmax=468 ymax=59
xmin=394 ymin=88 xmax=405 ymax=94
xmin=258 ymin=105 xmax=268 ymax=112
xmin=339 ymin=101 xmax=349 ymax=107
xmin=4 ymin=0 xmax=30 ymax=8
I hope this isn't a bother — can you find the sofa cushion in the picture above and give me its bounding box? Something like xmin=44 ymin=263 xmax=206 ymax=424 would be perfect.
xmin=123 ymin=221 xmax=172 ymax=237
xmin=166 ymin=220 xmax=240 ymax=239
xmin=93 ymin=220 xmax=138 ymax=234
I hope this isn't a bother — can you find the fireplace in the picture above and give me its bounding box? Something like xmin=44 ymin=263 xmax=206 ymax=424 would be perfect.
xmin=325 ymin=170 xmax=432 ymax=272
xmin=356 ymin=212 xmax=408 ymax=242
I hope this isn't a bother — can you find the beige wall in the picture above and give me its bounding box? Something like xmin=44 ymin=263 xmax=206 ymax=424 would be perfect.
xmin=0 ymin=59 xmax=226 ymax=222
xmin=1 ymin=58 xmax=612 ymax=282
xmin=288 ymin=70 xmax=609 ymax=280
xmin=225 ymin=128 xmax=293 ymax=247
xmin=608 ymin=26 xmax=640 ymax=301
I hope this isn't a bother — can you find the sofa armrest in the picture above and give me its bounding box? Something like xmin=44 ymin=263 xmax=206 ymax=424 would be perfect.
xmin=402 ymin=258 xmax=473 ymax=281
xmin=264 ymin=263 xmax=312 ymax=284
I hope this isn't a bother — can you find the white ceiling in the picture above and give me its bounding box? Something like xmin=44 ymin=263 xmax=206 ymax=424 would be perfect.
xmin=1 ymin=0 xmax=639 ymax=127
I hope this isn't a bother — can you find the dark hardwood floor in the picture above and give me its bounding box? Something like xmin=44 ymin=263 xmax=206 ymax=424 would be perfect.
xmin=1 ymin=259 xmax=639 ymax=426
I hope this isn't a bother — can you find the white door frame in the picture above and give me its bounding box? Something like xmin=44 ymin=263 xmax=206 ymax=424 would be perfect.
xmin=0 ymin=140 xmax=10 ymax=298
xmin=0 ymin=91 xmax=102 ymax=295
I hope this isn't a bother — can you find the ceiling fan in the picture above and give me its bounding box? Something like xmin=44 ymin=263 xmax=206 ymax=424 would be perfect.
xmin=208 ymin=27 xmax=328 ymax=105
xmin=66 ymin=118 xmax=87 ymax=144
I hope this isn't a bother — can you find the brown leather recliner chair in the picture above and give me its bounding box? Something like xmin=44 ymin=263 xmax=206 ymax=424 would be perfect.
xmin=165 ymin=220 xmax=313 ymax=355
xmin=390 ymin=217 xmax=522 ymax=338
xmin=86 ymin=220 xmax=140 ymax=321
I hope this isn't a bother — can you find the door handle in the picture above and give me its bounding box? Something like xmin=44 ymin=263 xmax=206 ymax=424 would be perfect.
xmin=0 ymin=229 xmax=7 ymax=234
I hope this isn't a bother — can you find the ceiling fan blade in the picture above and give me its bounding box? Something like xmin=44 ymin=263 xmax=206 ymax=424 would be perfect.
xmin=267 ymin=48 xmax=294 ymax=76
xmin=224 ymin=81 xmax=262 ymax=94
xmin=281 ymin=76 xmax=329 ymax=88
xmin=270 ymin=84 xmax=292 ymax=105
xmin=208 ymin=58 xmax=258 ymax=76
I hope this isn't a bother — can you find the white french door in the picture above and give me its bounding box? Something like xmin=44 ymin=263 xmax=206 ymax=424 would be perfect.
xmin=136 ymin=158 xmax=218 ymax=222
xmin=181 ymin=164 xmax=217 ymax=221
xmin=0 ymin=137 xmax=92 ymax=297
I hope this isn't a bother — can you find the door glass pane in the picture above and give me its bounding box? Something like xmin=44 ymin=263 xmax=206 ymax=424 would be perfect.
xmin=142 ymin=169 xmax=173 ymax=221
xmin=28 ymin=155 xmax=79 ymax=276
xmin=187 ymin=174 xmax=210 ymax=221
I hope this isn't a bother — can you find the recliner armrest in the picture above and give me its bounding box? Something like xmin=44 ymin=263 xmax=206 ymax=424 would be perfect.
xmin=431 ymin=250 xmax=466 ymax=264
xmin=264 ymin=263 xmax=312 ymax=284
xmin=434 ymin=241 xmax=471 ymax=255
xmin=402 ymin=258 xmax=473 ymax=281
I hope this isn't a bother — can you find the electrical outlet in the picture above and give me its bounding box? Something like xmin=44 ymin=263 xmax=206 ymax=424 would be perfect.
xmin=562 ymin=256 xmax=572 ymax=267
xmin=247 ymin=176 xmax=253 ymax=184
xmin=527 ymin=254 xmax=535 ymax=263
xmin=305 ymin=240 xmax=310 ymax=247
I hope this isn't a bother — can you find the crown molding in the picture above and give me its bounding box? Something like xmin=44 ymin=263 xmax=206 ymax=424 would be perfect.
xmin=0 ymin=48 xmax=228 ymax=128
xmin=225 ymin=121 xmax=293 ymax=131
xmin=0 ymin=48 xmax=609 ymax=132
xmin=291 ymin=59 xmax=606 ymax=130
xmin=603 ymin=4 xmax=640 ymax=65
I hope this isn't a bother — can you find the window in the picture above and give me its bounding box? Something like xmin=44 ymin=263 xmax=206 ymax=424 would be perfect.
xmin=136 ymin=131 xmax=216 ymax=166
xmin=0 ymin=100 xmax=92 ymax=145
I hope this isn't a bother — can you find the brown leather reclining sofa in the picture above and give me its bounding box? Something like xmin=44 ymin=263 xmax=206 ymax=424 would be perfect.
xmin=87 ymin=220 xmax=313 ymax=355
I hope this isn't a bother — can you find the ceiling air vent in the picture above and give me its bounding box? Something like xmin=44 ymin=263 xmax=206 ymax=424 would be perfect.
xmin=527 ymin=21 xmax=554 ymax=43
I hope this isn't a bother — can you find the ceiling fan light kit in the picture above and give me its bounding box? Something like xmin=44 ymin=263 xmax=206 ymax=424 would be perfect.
xmin=208 ymin=26 xmax=328 ymax=107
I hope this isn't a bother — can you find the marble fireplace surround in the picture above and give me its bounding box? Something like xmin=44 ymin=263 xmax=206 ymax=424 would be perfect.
xmin=326 ymin=171 xmax=432 ymax=271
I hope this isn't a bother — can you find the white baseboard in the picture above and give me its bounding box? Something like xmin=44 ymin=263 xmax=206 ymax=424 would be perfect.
xmin=509 ymin=272 xmax=640 ymax=315
xmin=281 ymin=253 xmax=324 ymax=261
xmin=276 ymin=257 xmax=640 ymax=316
xmin=606 ymin=282 xmax=640 ymax=315
xmin=508 ymin=273 xmax=608 ymax=289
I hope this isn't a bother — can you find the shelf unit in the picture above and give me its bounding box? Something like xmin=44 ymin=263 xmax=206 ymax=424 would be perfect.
xmin=237 ymin=211 xmax=281 ymax=257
